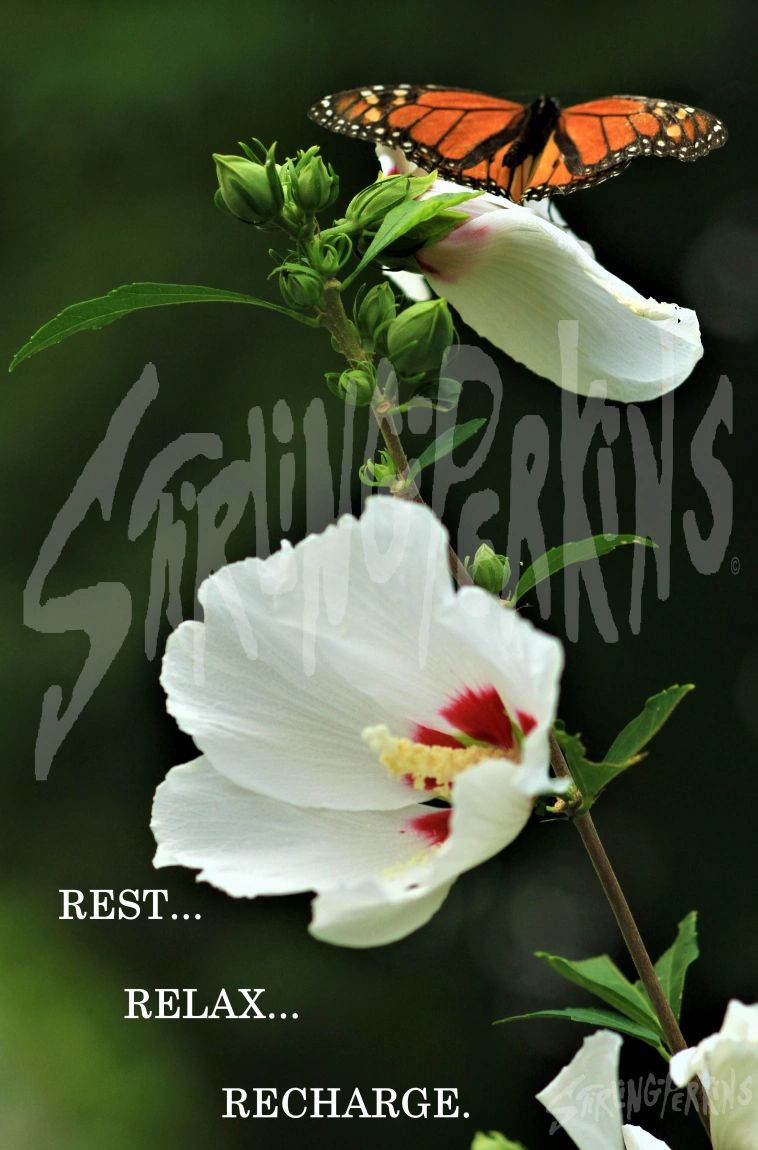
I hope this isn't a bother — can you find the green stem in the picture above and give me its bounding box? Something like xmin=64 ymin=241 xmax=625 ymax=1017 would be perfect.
xmin=549 ymin=733 xmax=711 ymax=1138
xmin=318 ymin=279 xmax=472 ymax=587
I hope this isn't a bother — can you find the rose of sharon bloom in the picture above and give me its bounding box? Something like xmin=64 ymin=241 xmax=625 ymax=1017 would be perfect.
xmin=670 ymin=1000 xmax=758 ymax=1149
xmin=537 ymin=1009 xmax=758 ymax=1150
xmin=152 ymin=497 xmax=564 ymax=947
xmin=379 ymin=147 xmax=703 ymax=403
xmin=537 ymin=1030 xmax=670 ymax=1150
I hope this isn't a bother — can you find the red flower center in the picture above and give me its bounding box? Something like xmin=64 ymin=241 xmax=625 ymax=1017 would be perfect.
xmin=412 ymin=684 xmax=535 ymax=754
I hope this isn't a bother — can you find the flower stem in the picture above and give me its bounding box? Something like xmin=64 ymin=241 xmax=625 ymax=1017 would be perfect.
xmin=317 ymin=276 xmax=710 ymax=1138
xmin=549 ymin=732 xmax=711 ymax=1138
xmin=318 ymin=279 xmax=472 ymax=587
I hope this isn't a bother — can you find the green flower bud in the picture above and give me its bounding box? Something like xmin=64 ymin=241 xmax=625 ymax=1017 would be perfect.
xmin=359 ymin=449 xmax=398 ymax=489
xmin=355 ymin=282 xmax=397 ymax=349
xmin=471 ymin=544 xmax=511 ymax=595
xmin=213 ymin=153 xmax=283 ymax=226
xmin=386 ymin=299 xmax=454 ymax=383
xmin=325 ymin=366 xmax=375 ymax=406
xmin=276 ymin=263 xmax=323 ymax=309
xmin=307 ymin=233 xmax=352 ymax=276
xmin=346 ymin=171 xmax=434 ymax=227
xmin=287 ymin=147 xmax=339 ymax=213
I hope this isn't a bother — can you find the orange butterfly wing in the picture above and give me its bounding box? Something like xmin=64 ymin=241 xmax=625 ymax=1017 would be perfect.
xmin=308 ymin=84 xmax=530 ymax=193
xmin=308 ymin=86 xmax=727 ymax=203
xmin=525 ymin=96 xmax=727 ymax=199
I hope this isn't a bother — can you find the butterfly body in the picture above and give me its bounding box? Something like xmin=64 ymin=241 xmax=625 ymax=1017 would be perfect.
xmin=308 ymin=84 xmax=727 ymax=202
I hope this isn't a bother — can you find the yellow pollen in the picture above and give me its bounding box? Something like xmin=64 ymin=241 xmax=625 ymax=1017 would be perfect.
xmin=363 ymin=725 xmax=507 ymax=798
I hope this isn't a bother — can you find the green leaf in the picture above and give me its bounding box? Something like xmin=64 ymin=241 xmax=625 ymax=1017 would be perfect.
xmin=553 ymin=726 xmax=631 ymax=812
xmin=497 ymin=1006 xmax=665 ymax=1052
xmin=535 ymin=952 xmax=663 ymax=1035
xmin=514 ymin=534 xmax=656 ymax=602
xmin=636 ymin=912 xmax=699 ymax=1022
xmin=471 ymin=1133 xmax=528 ymax=1150
xmin=346 ymin=191 xmax=477 ymax=283
xmin=9 ymin=282 xmax=317 ymax=371
xmin=553 ymin=684 xmax=693 ymax=810
xmin=408 ymin=418 xmax=486 ymax=480
xmin=605 ymin=685 xmax=695 ymax=767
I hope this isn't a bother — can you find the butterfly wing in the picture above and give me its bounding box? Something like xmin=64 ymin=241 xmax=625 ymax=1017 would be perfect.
xmin=308 ymin=84 xmax=530 ymax=192
xmin=309 ymin=87 xmax=727 ymax=204
xmin=523 ymin=95 xmax=727 ymax=199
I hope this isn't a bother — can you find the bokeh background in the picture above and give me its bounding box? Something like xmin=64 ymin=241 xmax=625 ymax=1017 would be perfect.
xmin=2 ymin=1 xmax=755 ymax=1146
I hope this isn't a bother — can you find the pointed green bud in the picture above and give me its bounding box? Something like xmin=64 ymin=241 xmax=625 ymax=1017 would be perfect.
xmin=359 ymin=448 xmax=398 ymax=488
xmin=386 ymin=299 xmax=454 ymax=384
xmin=355 ymin=282 xmax=397 ymax=350
xmin=307 ymin=234 xmax=352 ymax=275
xmin=346 ymin=172 xmax=435 ymax=227
xmin=213 ymin=152 xmax=283 ymax=226
xmin=471 ymin=545 xmax=511 ymax=595
xmin=325 ymin=366 xmax=375 ymax=406
xmin=286 ymin=147 xmax=339 ymax=213
xmin=275 ymin=263 xmax=323 ymax=308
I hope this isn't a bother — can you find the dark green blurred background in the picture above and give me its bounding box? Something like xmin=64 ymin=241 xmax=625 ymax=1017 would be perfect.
xmin=2 ymin=1 xmax=755 ymax=1146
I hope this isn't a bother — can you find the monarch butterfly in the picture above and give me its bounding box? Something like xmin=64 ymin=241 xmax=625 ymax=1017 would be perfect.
xmin=308 ymin=85 xmax=727 ymax=203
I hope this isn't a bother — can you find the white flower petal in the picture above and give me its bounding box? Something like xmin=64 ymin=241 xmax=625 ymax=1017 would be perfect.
xmin=419 ymin=205 xmax=702 ymax=402
xmin=310 ymin=756 xmax=555 ymax=947
xmin=383 ymin=267 xmax=433 ymax=301
xmin=314 ymin=503 xmax=563 ymax=776
xmin=670 ymin=1001 xmax=758 ymax=1150
xmin=376 ymin=144 xmax=416 ymax=177
xmin=310 ymin=880 xmax=453 ymax=947
xmin=152 ymin=757 xmax=433 ymax=898
xmin=622 ymin=1125 xmax=672 ymax=1150
xmin=161 ymin=498 xmax=451 ymax=810
xmin=537 ymin=1030 xmax=625 ymax=1150
xmin=426 ymin=758 xmax=541 ymax=882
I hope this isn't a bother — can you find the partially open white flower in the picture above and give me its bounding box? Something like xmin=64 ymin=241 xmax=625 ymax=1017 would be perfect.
xmin=379 ymin=147 xmax=703 ymax=403
xmin=152 ymin=497 xmax=564 ymax=947
xmin=537 ymin=1009 xmax=758 ymax=1150
xmin=670 ymin=1001 xmax=758 ymax=1149
xmin=537 ymin=1030 xmax=670 ymax=1149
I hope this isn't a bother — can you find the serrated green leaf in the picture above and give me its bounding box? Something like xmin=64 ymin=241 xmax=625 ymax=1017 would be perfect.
xmin=496 ymin=1006 xmax=665 ymax=1052
xmin=471 ymin=1133 xmax=528 ymax=1150
xmin=9 ymin=282 xmax=317 ymax=371
xmin=345 ymin=191 xmax=477 ymax=283
xmin=635 ymin=912 xmax=699 ymax=1023
xmin=535 ymin=952 xmax=662 ymax=1035
xmin=605 ymin=685 xmax=694 ymax=767
xmin=514 ymin=534 xmax=656 ymax=602
xmin=408 ymin=418 xmax=486 ymax=479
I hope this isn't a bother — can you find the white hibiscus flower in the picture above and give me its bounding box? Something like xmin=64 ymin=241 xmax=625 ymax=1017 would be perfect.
xmin=670 ymin=1000 xmax=758 ymax=1149
xmin=379 ymin=147 xmax=703 ymax=403
xmin=537 ymin=1006 xmax=758 ymax=1149
xmin=151 ymin=497 xmax=564 ymax=947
